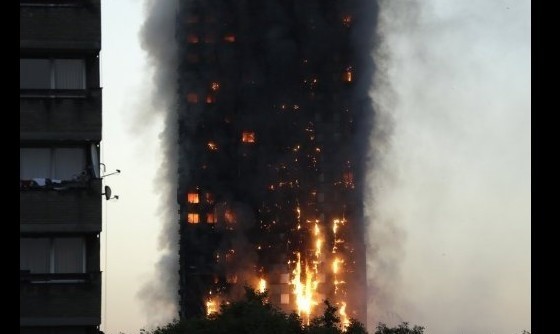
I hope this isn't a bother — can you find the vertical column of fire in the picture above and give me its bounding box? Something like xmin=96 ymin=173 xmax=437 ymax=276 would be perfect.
xmin=332 ymin=217 xmax=350 ymax=328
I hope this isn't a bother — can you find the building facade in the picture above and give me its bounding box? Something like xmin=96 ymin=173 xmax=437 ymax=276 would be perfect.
xmin=20 ymin=1 xmax=103 ymax=333
xmin=176 ymin=0 xmax=374 ymax=326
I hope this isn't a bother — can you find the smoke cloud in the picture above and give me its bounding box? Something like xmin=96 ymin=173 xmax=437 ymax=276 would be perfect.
xmin=366 ymin=0 xmax=530 ymax=333
xmin=136 ymin=0 xmax=180 ymax=328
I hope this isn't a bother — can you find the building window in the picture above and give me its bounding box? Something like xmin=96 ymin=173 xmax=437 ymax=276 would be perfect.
xmin=241 ymin=131 xmax=256 ymax=143
xmin=187 ymin=53 xmax=200 ymax=63
xmin=207 ymin=213 xmax=217 ymax=224
xmin=187 ymin=93 xmax=199 ymax=103
xmin=224 ymin=33 xmax=236 ymax=43
xmin=187 ymin=34 xmax=200 ymax=44
xmin=20 ymin=237 xmax=86 ymax=274
xmin=186 ymin=15 xmax=199 ymax=24
xmin=204 ymin=33 xmax=216 ymax=43
xmin=280 ymin=273 xmax=290 ymax=284
xmin=20 ymin=147 xmax=86 ymax=181
xmin=187 ymin=192 xmax=199 ymax=204
xmin=20 ymin=58 xmax=86 ymax=90
xmin=187 ymin=213 xmax=200 ymax=224
xmin=280 ymin=294 xmax=290 ymax=304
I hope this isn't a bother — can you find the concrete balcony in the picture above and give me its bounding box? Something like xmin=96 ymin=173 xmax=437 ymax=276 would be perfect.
xmin=20 ymin=178 xmax=102 ymax=233
xmin=20 ymin=271 xmax=101 ymax=327
xmin=20 ymin=0 xmax=101 ymax=52
xmin=20 ymin=88 xmax=102 ymax=142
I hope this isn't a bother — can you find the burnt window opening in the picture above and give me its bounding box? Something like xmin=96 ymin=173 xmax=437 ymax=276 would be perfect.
xmin=207 ymin=213 xmax=217 ymax=224
xmin=224 ymin=33 xmax=236 ymax=43
xmin=204 ymin=33 xmax=216 ymax=43
xmin=187 ymin=53 xmax=200 ymax=63
xmin=187 ymin=34 xmax=200 ymax=44
xmin=205 ymin=192 xmax=215 ymax=204
xmin=186 ymin=15 xmax=199 ymax=24
xmin=187 ymin=93 xmax=199 ymax=104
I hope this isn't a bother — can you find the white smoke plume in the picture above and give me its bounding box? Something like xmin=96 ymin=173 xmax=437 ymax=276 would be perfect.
xmin=366 ymin=0 xmax=530 ymax=333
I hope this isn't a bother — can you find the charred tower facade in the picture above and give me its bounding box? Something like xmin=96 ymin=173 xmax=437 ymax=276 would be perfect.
xmin=177 ymin=0 xmax=375 ymax=325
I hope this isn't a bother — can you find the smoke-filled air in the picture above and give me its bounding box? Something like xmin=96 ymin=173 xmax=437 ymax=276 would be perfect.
xmin=138 ymin=0 xmax=530 ymax=333
xmin=366 ymin=0 xmax=530 ymax=333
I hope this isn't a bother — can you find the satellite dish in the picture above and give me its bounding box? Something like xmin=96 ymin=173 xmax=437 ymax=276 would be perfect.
xmin=103 ymin=186 xmax=112 ymax=201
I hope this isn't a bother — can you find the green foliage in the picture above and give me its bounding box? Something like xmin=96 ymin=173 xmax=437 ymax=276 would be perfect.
xmin=374 ymin=322 xmax=424 ymax=334
xmin=135 ymin=287 xmax=421 ymax=334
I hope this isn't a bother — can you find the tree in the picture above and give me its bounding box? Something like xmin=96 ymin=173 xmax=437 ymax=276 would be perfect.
xmin=374 ymin=322 xmax=424 ymax=334
xmin=137 ymin=287 xmax=421 ymax=334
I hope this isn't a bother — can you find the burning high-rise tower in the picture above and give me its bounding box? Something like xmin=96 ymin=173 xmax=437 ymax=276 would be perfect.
xmin=176 ymin=0 xmax=376 ymax=326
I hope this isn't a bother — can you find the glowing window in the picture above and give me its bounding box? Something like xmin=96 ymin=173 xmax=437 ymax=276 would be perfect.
xmin=342 ymin=15 xmax=352 ymax=27
xmin=343 ymin=67 xmax=353 ymax=82
xmin=241 ymin=131 xmax=256 ymax=143
xmin=187 ymin=34 xmax=199 ymax=44
xmin=280 ymin=273 xmax=290 ymax=284
xmin=206 ymin=95 xmax=215 ymax=104
xmin=187 ymin=213 xmax=200 ymax=224
xmin=280 ymin=294 xmax=290 ymax=304
xmin=187 ymin=193 xmax=199 ymax=204
xmin=225 ymin=209 xmax=235 ymax=224
xmin=187 ymin=93 xmax=198 ymax=103
xmin=224 ymin=33 xmax=236 ymax=43
xmin=205 ymin=192 xmax=214 ymax=204
xmin=210 ymin=82 xmax=220 ymax=91
xmin=317 ymin=274 xmax=326 ymax=283
xmin=207 ymin=213 xmax=217 ymax=224
xmin=207 ymin=142 xmax=218 ymax=150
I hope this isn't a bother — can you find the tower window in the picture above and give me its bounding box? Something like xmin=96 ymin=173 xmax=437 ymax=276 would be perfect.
xmin=224 ymin=33 xmax=236 ymax=43
xmin=187 ymin=34 xmax=200 ymax=44
xmin=187 ymin=93 xmax=198 ymax=103
xmin=187 ymin=213 xmax=200 ymax=224
xmin=187 ymin=193 xmax=199 ymax=204
xmin=242 ymin=131 xmax=256 ymax=143
xmin=207 ymin=213 xmax=217 ymax=224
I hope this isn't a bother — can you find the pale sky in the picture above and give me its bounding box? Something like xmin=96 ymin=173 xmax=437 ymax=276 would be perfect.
xmin=100 ymin=1 xmax=530 ymax=333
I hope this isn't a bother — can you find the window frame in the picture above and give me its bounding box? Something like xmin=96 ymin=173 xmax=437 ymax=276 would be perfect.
xmin=20 ymin=58 xmax=86 ymax=91
xmin=20 ymin=236 xmax=87 ymax=275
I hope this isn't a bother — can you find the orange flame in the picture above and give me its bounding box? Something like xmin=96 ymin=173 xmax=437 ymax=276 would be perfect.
xmin=258 ymin=278 xmax=267 ymax=293
xmin=206 ymin=298 xmax=218 ymax=316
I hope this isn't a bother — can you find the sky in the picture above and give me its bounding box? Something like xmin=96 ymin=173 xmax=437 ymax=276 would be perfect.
xmin=100 ymin=1 xmax=530 ymax=333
